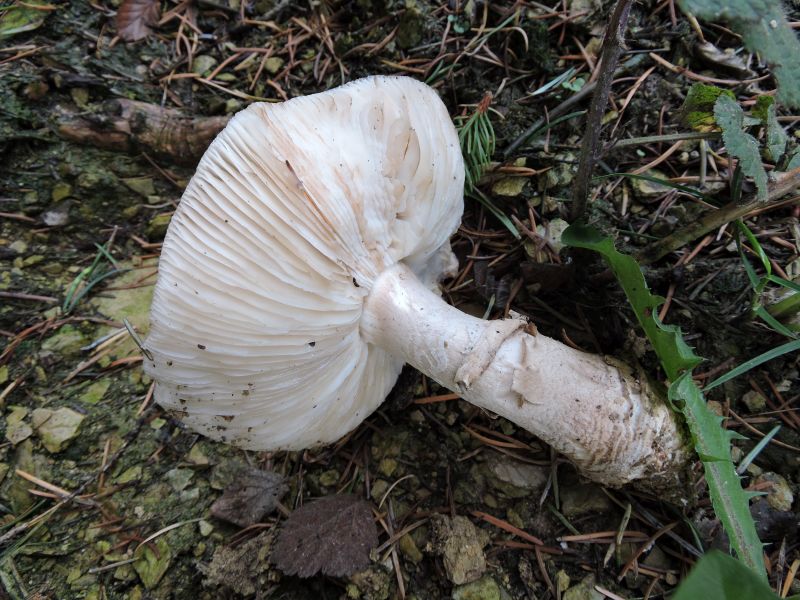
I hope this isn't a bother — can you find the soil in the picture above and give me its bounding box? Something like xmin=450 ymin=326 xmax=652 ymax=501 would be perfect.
xmin=0 ymin=1 xmax=798 ymax=599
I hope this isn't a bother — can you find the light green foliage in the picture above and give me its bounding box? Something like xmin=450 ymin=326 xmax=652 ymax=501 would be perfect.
xmin=455 ymin=104 xmax=520 ymax=239
xmin=672 ymin=551 xmax=786 ymax=599
xmin=0 ymin=0 xmax=50 ymax=38
xmin=62 ymin=241 xmax=126 ymax=314
xmin=562 ymin=223 xmax=767 ymax=579
xmin=456 ymin=106 xmax=495 ymax=194
xmin=736 ymin=220 xmax=800 ymax=337
xmin=678 ymin=0 xmax=800 ymax=108
xmin=714 ymin=95 xmax=768 ymax=200
xmin=680 ymin=83 xmax=734 ymax=132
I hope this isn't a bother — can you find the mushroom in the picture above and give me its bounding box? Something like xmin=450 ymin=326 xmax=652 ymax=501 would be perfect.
xmin=144 ymin=76 xmax=689 ymax=492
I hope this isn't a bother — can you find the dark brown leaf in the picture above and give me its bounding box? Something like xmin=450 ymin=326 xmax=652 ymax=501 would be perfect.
xmin=210 ymin=467 xmax=288 ymax=528
xmin=116 ymin=0 xmax=161 ymax=42
xmin=272 ymin=495 xmax=378 ymax=578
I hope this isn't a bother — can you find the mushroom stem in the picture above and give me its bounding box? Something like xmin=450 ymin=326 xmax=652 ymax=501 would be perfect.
xmin=361 ymin=263 xmax=690 ymax=493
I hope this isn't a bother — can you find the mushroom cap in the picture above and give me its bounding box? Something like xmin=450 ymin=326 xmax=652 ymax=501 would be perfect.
xmin=144 ymin=76 xmax=464 ymax=449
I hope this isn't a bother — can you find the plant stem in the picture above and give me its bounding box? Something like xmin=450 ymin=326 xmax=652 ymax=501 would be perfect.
xmin=609 ymin=131 xmax=719 ymax=149
xmin=570 ymin=0 xmax=635 ymax=222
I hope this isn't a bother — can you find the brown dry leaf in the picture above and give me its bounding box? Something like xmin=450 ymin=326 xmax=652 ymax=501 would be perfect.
xmin=116 ymin=0 xmax=160 ymax=42
xmin=210 ymin=467 xmax=288 ymax=528
xmin=272 ymin=494 xmax=378 ymax=578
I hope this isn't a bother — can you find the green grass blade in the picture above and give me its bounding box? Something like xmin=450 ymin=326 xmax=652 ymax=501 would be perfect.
xmin=766 ymin=275 xmax=800 ymax=294
xmin=736 ymin=221 xmax=771 ymax=274
xmin=530 ymin=67 xmax=577 ymax=96
xmin=705 ymin=339 xmax=800 ymax=390
xmin=737 ymin=426 xmax=780 ymax=475
xmin=597 ymin=173 xmax=717 ymax=204
xmin=753 ymin=306 xmax=798 ymax=338
xmin=471 ymin=189 xmax=521 ymax=239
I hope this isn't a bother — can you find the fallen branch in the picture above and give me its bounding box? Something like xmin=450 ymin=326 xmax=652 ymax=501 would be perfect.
xmin=53 ymin=99 xmax=230 ymax=166
xmin=638 ymin=167 xmax=800 ymax=265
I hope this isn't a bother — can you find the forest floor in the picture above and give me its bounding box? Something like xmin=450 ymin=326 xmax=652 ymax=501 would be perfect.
xmin=0 ymin=0 xmax=798 ymax=598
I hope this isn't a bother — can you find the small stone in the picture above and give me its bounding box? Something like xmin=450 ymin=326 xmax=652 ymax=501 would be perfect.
xmin=452 ymin=576 xmax=501 ymax=600
xmin=165 ymin=468 xmax=194 ymax=492
xmin=264 ymin=56 xmax=284 ymax=74
xmin=486 ymin=454 xmax=548 ymax=498
xmin=409 ymin=410 xmax=425 ymax=425
xmin=51 ymin=182 xmax=72 ymax=202
xmin=70 ymin=87 xmax=90 ymax=107
xmin=22 ymin=254 xmax=44 ymax=267
xmin=0 ymin=365 xmax=8 ymax=385
xmin=8 ymin=240 xmax=27 ymax=254
xmin=319 ymin=469 xmax=339 ymax=487
xmin=192 ymin=55 xmax=218 ymax=76
xmin=742 ymin=390 xmax=767 ymax=413
xmin=631 ymin=169 xmax=672 ymax=198
xmin=186 ymin=443 xmax=210 ymax=466
xmin=199 ymin=520 xmax=214 ymax=537
xmin=370 ymin=479 xmax=390 ymax=504
xmin=492 ymin=177 xmax=527 ymax=197
xmin=378 ymin=458 xmax=398 ymax=478
xmin=133 ymin=537 xmax=172 ymax=589
xmin=146 ymin=213 xmax=172 ymax=240
xmin=32 ymin=407 xmax=85 ymax=453
xmin=80 ymin=379 xmax=111 ymax=404
xmin=42 ymin=200 xmax=72 ymax=227
xmin=348 ymin=566 xmax=392 ymax=600
xmin=115 ymin=466 xmax=142 ymax=484
xmin=429 ymin=515 xmax=490 ymax=585
xmin=561 ymin=483 xmax=612 ymax=517
xmin=563 ymin=575 xmax=604 ymax=600
xmin=555 ymin=570 xmax=571 ymax=592
xmin=399 ymin=533 xmax=423 ymax=564
xmin=755 ymin=472 xmax=794 ymax=511
xmin=5 ymin=406 xmax=33 ymax=445
xmin=122 ymin=177 xmax=156 ymax=198
xmin=536 ymin=218 xmax=570 ymax=253
xmin=224 ymin=99 xmax=243 ymax=114
xmin=41 ymin=325 xmax=87 ymax=356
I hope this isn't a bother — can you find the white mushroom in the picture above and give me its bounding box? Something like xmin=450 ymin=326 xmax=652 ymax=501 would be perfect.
xmin=144 ymin=76 xmax=688 ymax=492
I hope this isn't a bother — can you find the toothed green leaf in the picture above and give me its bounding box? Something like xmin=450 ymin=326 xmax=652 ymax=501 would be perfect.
xmin=563 ymin=224 xmax=767 ymax=580
xmin=672 ymin=551 xmax=776 ymax=600
xmin=714 ymin=95 xmax=768 ymax=200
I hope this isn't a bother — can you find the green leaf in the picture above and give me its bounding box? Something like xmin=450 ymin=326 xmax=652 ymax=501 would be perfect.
xmin=680 ymin=83 xmax=734 ymax=132
xmin=0 ymin=0 xmax=50 ymax=39
xmin=597 ymin=172 xmax=717 ymax=203
xmin=753 ymin=97 xmax=788 ymax=162
xmin=563 ymin=224 xmax=767 ymax=579
xmin=470 ymin=189 xmax=521 ymax=240
xmin=703 ymin=340 xmax=800 ymax=391
xmin=561 ymin=223 xmax=701 ymax=379
xmin=714 ymin=95 xmax=768 ymax=200
xmin=672 ymin=551 xmax=777 ymax=600
xmin=670 ymin=375 xmax=766 ymax=576
xmin=678 ymin=0 xmax=800 ymax=108
xmin=787 ymin=148 xmax=800 ymax=171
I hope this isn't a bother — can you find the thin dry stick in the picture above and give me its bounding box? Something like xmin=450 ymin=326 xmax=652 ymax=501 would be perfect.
xmin=570 ymin=0 xmax=634 ymax=222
